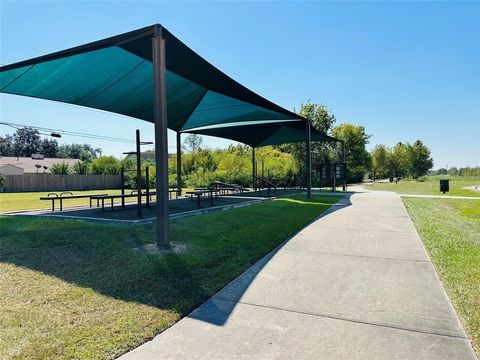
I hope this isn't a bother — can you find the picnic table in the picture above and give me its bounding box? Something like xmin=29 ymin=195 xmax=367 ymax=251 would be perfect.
xmin=40 ymin=192 xmax=108 ymax=211
xmin=169 ymin=188 xmax=180 ymax=199
xmin=91 ymin=191 xmax=157 ymax=211
xmin=185 ymin=189 xmax=215 ymax=208
xmin=212 ymin=181 xmax=247 ymax=195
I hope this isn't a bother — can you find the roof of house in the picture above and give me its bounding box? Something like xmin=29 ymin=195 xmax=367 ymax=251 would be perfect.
xmin=0 ymin=157 xmax=80 ymax=173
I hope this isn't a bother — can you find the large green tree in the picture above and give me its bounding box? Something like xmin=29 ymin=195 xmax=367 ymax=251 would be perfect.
xmin=12 ymin=127 xmax=42 ymax=157
xmin=280 ymin=101 xmax=337 ymax=182
xmin=370 ymin=144 xmax=389 ymax=179
xmin=387 ymin=142 xmax=410 ymax=178
xmin=0 ymin=134 xmax=14 ymax=156
xmin=331 ymin=124 xmax=371 ymax=182
xmin=407 ymin=140 xmax=434 ymax=178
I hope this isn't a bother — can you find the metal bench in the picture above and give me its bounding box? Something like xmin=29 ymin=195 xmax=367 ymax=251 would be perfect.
xmin=91 ymin=191 xmax=157 ymax=211
xmin=40 ymin=192 xmax=108 ymax=211
xmin=185 ymin=189 xmax=215 ymax=208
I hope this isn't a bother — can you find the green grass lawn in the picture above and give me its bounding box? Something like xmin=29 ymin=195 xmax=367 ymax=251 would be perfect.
xmin=403 ymin=197 xmax=479 ymax=355
xmin=0 ymin=193 xmax=341 ymax=359
xmin=0 ymin=189 xmax=123 ymax=213
xmin=0 ymin=188 xmax=199 ymax=213
xmin=367 ymin=175 xmax=480 ymax=197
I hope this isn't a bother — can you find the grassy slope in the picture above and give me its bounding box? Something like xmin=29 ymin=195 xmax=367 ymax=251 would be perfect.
xmin=368 ymin=175 xmax=480 ymax=197
xmin=403 ymin=198 xmax=479 ymax=354
xmin=0 ymin=193 xmax=341 ymax=359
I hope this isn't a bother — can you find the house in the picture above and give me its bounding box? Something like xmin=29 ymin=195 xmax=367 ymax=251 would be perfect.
xmin=0 ymin=157 xmax=80 ymax=175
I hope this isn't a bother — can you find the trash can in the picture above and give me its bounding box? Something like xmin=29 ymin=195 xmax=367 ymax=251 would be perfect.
xmin=440 ymin=179 xmax=449 ymax=194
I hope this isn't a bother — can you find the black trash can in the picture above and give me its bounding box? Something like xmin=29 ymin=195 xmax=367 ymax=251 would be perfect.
xmin=440 ymin=179 xmax=449 ymax=194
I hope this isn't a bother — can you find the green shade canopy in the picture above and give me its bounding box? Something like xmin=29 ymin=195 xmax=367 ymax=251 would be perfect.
xmin=185 ymin=121 xmax=338 ymax=148
xmin=1 ymin=25 xmax=307 ymax=132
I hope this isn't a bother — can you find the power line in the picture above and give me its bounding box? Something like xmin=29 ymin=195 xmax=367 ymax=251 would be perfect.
xmin=0 ymin=121 xmax=155 ymax=145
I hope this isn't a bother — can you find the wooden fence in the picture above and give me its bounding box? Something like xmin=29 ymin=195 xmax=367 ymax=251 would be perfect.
xmin=4 ymin=174 xmax=122 ymax=192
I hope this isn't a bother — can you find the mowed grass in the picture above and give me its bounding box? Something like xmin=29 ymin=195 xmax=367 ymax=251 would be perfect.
xmin=368 ymin=175 xmax=480 ymax=197
xmin=0 ymin=189 xmax=123 ymax=213
xmin=0 ymin=193 xmax=342 ymax=359
xmin=0 ymin=187 xmax=198 ymax=213
xmin=403 ymin=197 xmax=480 ymax=354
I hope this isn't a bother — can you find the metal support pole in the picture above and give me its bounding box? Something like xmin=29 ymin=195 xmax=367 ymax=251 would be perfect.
xmin=252 ymin=147 xmax=256 ymax=191
xmin=120 ymin=167 xmax=125 ymax=208
xmin=136 ymin=129 xmax=142 ymax=218
xmin=176 ymin=131 xmax=182 ymax=196
xmin=255 ymin=161 xmax=258 ymax=190
xmin=342 ymin=141 xmax=347 ymax=192
xmin=145 ymin=166 xmax=150 ymax=209
xmin=153 ymin=26 xmax=170 ymax=249
xmin=333 ymin=163 xmax=337 ymax=192
xmin=306 ymin=122 xmax=312 ymax=199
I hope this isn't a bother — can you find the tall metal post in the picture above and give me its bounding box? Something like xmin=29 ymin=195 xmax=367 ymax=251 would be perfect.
xmin=136 ymin=129 xmax=142 ymax=218
xmin=306 ymin=122 xmax=312 ymax=199
xmin=252 ymin=147 xmax=256 ymax=190
xmin=333 ymin=163 xmax=337 ymax=192
xmin=120 ymin=167 xmax=125 ymax=208
xmin=342 ymin=141 xmax=347 ymax=192
xmin=145 ymin=166 xmax=150 ymax=208
xmin=153 ymin=26 xmax=170 ymax=249
xmin=176 ymin=131 xmax=182 ymax=196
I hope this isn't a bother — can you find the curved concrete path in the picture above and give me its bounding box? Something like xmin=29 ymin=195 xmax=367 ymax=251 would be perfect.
xmin=120 ymin=188 xmax=477 ymax=360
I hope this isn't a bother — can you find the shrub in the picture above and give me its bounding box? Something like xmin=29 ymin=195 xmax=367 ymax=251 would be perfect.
xmin=50 ymin=163 xmax=70 ymax=175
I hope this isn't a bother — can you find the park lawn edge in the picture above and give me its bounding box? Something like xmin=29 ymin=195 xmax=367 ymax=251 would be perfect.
xmin=402 ymin=197 xmax=480 ymax=356
xmin=0 ymin=193 xmax=343 ymax=359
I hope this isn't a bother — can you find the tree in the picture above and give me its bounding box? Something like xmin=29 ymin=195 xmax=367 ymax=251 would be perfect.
xmin=0 ymin=134 xmax=14 ymax=156
xmin=72 ymin=161 xmax=90 ymax=175
xmin=57 ymin=143 xmax=100 ymax=161
xmin=407 ymin=140 xmax=433 ymax=178
xmin=386 ymin=142 xmax=410 ymax=178
xmin=39 ymin=138 xmax=59 ymax=158
xmin=331 ymin=123 xmax=371 ymax=182
xmin=436 ymin=168 xmax=448 ymax=175
xmin=90 ymin=156 xmax=120 ymax=175
xmin=13 ymin=127 xmax=41 ymax=156
xmin=50 ymin=162 xmax=70 ymax=175
xmin=370 ymin=144 xmax=389 ymax=180
xmin=280 ymin=102 xmax=337 ymax=180
xmin=183 ymin=134 xmax=203 ymax=153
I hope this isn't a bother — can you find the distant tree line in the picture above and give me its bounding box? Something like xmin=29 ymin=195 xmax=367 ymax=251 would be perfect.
xmin=431 ymin=167 xmax=480 ymax=177
xmin=0 ymin=127 xmax=101 ymax=161
xmin=370 ymin=141 xmax=434 ymax=180
xmin=3 ymin=102 xmax=446 ymax=185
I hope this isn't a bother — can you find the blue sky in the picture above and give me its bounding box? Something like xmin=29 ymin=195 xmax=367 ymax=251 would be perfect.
xmin=1 ymin=1 xmax=479 ymax=168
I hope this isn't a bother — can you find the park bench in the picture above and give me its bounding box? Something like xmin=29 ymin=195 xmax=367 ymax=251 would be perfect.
xmin=91 ymin=191 xmax=157 ymax=212
xmin=40 ymin=192 xmax=108 ymax=211
xmin=185 ymin=189 xmax=215 ymax=208
xmin=168 ymin=188 xmax=180 ymax=199
xmin=212 ymin=181 xmax=246 ymax=195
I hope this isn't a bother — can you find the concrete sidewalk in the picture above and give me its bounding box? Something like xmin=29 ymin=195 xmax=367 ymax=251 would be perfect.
xmin=120 ymin=189 xmax=477 ymax=360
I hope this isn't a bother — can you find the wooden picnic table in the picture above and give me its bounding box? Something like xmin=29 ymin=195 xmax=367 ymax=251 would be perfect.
xmin=40 ymin=192 xmax=108 ymax=211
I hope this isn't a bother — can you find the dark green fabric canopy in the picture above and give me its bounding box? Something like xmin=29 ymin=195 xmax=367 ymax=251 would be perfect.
xmin=0 ymin=25 xmax=308 ymax=132
xmin=185 ymin=121 xmax=337 ymax=148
